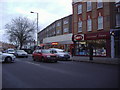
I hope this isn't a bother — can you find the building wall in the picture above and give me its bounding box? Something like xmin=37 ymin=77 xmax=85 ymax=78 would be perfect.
xmin=73 ymin=2 xmax=116 ymax=34
xmin=72 ymin=1 xmax=116 ymax=57
xmin=38 ymin=15 xmax=73 ymax=45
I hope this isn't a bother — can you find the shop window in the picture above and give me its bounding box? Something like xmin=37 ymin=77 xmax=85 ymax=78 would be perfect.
xmin=75 ymin=40 xmax=107 ymax=56
xmin=87 ymin=40 xmax=106 ymax=56
xmin=98 ymin=16 xmax=103 ymax=30
xmin=87 ymin=18 xmax=92 ymax=32
xmin=78 ymin=21 xmax=82 ymax=32
xmin=75 ymin=42 xmax=88 ymax=55
xmin=87 ymin=1 xmax=92 ymax=12
xmin=78 ymin=4 xmax=82 ymax=14
xmin=97 ymin=0 xmax=103 ymax=9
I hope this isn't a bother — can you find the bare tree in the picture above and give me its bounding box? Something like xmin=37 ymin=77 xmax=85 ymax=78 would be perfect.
xmin=5 ymin=17 xmax=36 ymax=49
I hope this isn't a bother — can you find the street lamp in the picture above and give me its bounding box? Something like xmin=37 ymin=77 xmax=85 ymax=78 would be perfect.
xmin=30 ymin=11 xmax=39 ymax=46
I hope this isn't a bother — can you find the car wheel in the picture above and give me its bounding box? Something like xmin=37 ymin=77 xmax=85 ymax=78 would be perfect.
xmin=5 ymin=57 xmax=12 ymax=63
xmin=32 ymin=56 xmax=36 ymax=61
xmin=41 ymin=57 xmax=45 ymax=62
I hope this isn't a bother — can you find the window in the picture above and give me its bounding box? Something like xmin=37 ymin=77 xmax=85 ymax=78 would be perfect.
xmin=98 ymin=16 xmax=103 ymax=30
xmin=78 ymin=21 xmax=82 ymax=32
xmin=52 ymin=24 xmax=55 ymax=28
xmin=57 ymin=22 xmax=61 ymax=26
xmin=87 ymin=1 xmax=92 ymax=11
xmin=87 ymin=18 xmax=92 ymax=31
xmin=97 ymin=0 xmax=103 ymax=8
xmin=78 ymin=4 xmax=82 ymax=14
xmin=64 ymin=28 xmax=69 ymax=33
xmin=63 ymin=20 xmax=68 ymax=24
xmin=56 ymin=30 xmax=60 ymax=34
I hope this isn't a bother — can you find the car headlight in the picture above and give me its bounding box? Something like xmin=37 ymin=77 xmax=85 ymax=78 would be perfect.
xmin=47 ymin=55 xmax=51 ymax=58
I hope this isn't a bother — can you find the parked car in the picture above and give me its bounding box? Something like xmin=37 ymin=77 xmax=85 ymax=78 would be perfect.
xmin=49 ymin=48 xmax=71 ymax=60
xmin=32 ymin=49 xmax=57 ymax=62
xmin=0 ymin=51 xmax=15 ymax=63
xmin=15 ymin=50 xmax=28 ymax=58
xmin=4 ymin=48 xmax=16 ymax=55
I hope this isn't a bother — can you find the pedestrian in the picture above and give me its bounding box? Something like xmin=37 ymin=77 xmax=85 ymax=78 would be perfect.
xmin=89 ymin=44 xmax=93 ymax=60
xmin=71 ymin=47 xmax=75 ymax=57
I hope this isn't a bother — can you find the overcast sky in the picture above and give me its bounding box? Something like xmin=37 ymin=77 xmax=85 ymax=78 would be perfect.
xmin=0 ymin=0 xmax=72 ymax=43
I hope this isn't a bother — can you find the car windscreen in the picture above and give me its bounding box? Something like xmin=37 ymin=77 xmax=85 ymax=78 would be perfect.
xmin=42 ymin=50 xmax=50 ymax=54
xmin=16 ymin=50 xmax=25 ymax=52
xmin=8 ymin=50 xmax=15 ymax=52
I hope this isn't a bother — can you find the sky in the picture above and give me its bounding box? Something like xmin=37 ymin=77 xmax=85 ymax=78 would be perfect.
xmin=0 ymin=0 xmax=72 ymax=43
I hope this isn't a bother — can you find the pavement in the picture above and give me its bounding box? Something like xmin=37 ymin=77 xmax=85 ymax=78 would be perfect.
xmin=70 ymin=56 xmax=120 ymax=65
xmin=28 ymin=54 xmax=120 ymax=65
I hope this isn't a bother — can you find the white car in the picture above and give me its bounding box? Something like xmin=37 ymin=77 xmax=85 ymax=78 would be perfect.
xmin=49 ymin=48 xmax=71 ymax=60
xmin=0 ymin=51 xmax=16 ymax=63
xmin=15 ymin=50 xmax=28 ymax=58
xmin=4 ymin=48 xmax=16 ymax=55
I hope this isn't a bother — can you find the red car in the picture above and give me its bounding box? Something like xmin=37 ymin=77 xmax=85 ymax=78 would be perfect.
xmin=32 ymin=49 xmax=57 ymax=62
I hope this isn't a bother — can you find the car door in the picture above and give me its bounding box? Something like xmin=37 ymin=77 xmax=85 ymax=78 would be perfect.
xmin=33 ymin=50 xmax=38 ymax=60
xmin=0 ymin=52 xmax=2 ymax=62
xmin=37 ymin=50 xmax=42 ymax=61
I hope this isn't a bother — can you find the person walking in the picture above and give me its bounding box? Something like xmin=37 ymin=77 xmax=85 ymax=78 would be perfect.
xmin=89 ymin=44 xmax=93 ymax=60
xmin=71 ymin=47 xmax=75 ymax=57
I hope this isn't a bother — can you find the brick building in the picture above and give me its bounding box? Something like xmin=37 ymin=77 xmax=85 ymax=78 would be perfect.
xmin=38 ymin=15 xmax=73 ymax=52
xmin=72 ymin=0 xmax=116 ymax=57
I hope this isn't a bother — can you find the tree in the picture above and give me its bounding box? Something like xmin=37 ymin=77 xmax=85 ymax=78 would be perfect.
xmin=5 ymin=17 xmax=36 ymax=49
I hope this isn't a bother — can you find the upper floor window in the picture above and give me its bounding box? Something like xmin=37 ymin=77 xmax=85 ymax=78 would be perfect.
xmin=78 ymin=21 xmax=82 ymax=32
xmin=78 ymin=4 xmax=82 ymax=14
xmin=63 ymin=28 xmax=69 ymax=33
xmin=98 ymin=16 xmax=103 ymax=30
xmin=63 ymin=20 xmax=68 ymax=24
xmin=56 ymin=30 xmax=61 ymax=34
xmin=52 ymin=24 xmax=55 ymax=28
xmin=97 ymin=0 xmax=103 ymax=9
xmin=87 ymin=1 xmax=92 ymax=12
xmin=57 ymin=22 xmax=61 ymax=26
xmin=87 ymin=18 xmax=92 ymax=31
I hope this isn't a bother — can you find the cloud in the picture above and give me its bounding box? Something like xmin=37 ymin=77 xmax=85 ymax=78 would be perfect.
xmin=0 ymin=0 xmax=72 ymax=42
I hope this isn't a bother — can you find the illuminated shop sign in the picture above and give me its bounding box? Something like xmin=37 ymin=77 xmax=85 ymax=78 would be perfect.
xmin=52 ymin=42 xmax=58 ymax=45
xmin=72 ymin=34 xmax=84 ymax=42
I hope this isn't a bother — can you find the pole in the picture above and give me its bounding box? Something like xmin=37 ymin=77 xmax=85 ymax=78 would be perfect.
xmin=37 ymin=13 xmax=38 ymax=46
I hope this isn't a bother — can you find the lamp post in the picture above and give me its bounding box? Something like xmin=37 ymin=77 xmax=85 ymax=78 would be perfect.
xmin=30 ymin=11 xmax=39 ymax=46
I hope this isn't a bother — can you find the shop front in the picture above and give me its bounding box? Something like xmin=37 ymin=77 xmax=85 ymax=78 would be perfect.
xmin=73 ymin=32 xmax=111 ymax=57
xmin=43 ymin=34 xmax=73 ymax=52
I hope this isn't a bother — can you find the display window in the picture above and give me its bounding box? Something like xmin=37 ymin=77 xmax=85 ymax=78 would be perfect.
xmin=87 ymin=39 xmax=106 ymax=56
xmin=75 ymin=39 xmax=107 ymax=56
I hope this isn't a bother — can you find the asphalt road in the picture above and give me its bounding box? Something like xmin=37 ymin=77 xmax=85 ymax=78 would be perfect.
xmin=2 ymin=55 xmax=119 ymax=88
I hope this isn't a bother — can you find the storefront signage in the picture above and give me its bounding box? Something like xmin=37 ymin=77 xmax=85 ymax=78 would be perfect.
xmin=85 ymin=32 xmax=110 ymax=40
xmin=72 ymin=34 xmax=84 ymax=42
xmin=52 ymin=42 xmax=58 ymax=45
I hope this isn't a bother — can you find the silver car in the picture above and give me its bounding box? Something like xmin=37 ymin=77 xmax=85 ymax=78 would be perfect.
xmin=0 ymin=51 xmax=16 ymax=63
xmin=15 ymin=50 xmax=28 ymax=58
xmin=49 ymin=48 xmax=70 ymax=60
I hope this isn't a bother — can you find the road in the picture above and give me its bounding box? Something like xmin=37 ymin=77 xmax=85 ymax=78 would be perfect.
xmin=2 ymin=55 xmax=119 ymax=88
